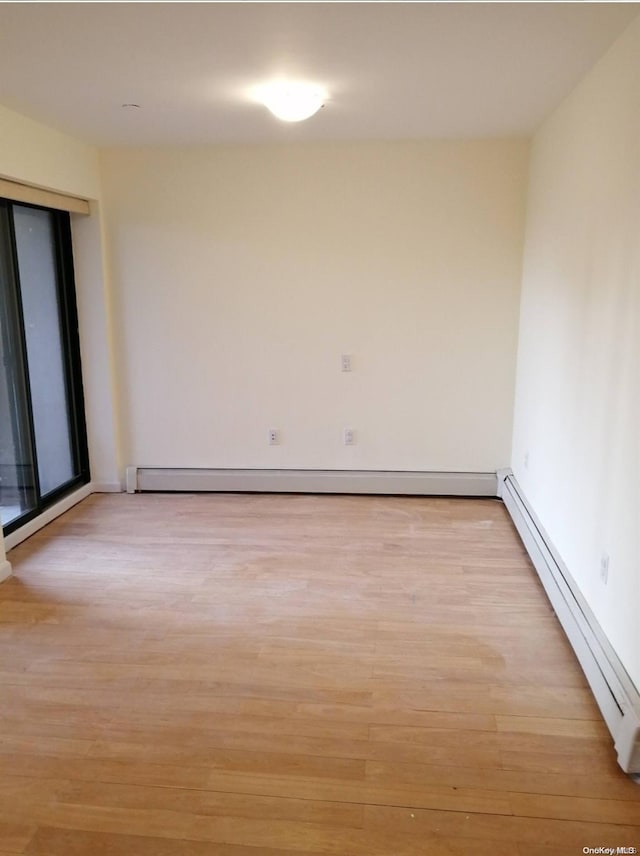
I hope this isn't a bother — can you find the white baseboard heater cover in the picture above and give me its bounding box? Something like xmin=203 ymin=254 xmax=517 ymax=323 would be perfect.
xmin=126 ymin=467 xmax=497 ymax=497
xmin=498 ymin=469 xmax=640 ymax=775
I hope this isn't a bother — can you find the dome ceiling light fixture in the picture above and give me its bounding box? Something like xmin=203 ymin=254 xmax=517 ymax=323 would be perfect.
xmin=255 ymin=79 xmax=327 ymax=123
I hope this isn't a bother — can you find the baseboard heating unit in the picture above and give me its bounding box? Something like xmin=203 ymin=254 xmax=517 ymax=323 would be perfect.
xmin=125 ymin=467 xmax=498 ymax=497
xmin=498 ymin=469 xmax=640 ymax=775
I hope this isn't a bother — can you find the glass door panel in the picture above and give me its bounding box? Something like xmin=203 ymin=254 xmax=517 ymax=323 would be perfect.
xmin=13 ymin=206 xmax=75 ymax=497
xmin=0 ymin=205 xmax=37 ymax=525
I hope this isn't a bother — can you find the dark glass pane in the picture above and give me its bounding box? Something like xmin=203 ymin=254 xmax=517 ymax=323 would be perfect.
xmin=0 ymin=205 xmax=37 ymax=525
xmin=13 ymin=206 xmax=76 ymax=497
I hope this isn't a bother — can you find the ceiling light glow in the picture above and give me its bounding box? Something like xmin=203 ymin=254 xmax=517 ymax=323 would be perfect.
xmin=256 ymin=80 xmax=326 ymax=122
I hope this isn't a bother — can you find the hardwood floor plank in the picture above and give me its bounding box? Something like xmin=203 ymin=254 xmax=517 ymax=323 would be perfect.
xmin=56 ymin=781 xmax=365 ymax=827
xmin=509 ymin=791 xmax=640 ymax=825
xmin=363 ymin=805 xmax=640 ymax=848
xmin=495 ymin=714 xmax=610 ymax=739
xmin=0 ymin=821 xmax=37 ymax=854
xmin=202 ymin=769 xmax=513 ymax=815
xmin=510 ymin=793 xmax=640 ymax=824
xmin=24 ymin=827 xmax=327 ymax=856
xmin=85 ymin=742 xmax=367 ymax=779
xmin=0 ymin=754 xmax=212 ymax=790
xmin=366 ymin=758 xmax=640 ymax=802
xmin=370 ymin=681 xmax=601 ymax=718
xmin=22 ymin=825 xmax=526 ymax=856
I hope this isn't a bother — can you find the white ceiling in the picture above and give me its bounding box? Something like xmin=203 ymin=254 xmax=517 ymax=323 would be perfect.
xmin=0 ymin=2 xmax=637 ymax=146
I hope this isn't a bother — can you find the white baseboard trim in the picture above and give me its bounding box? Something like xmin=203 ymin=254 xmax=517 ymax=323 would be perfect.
xmin=0 ymin=560 xmax=11 ymax=583
xmin=91 ymin=481 xmax=123 ymax=493
xmin=4 ymin=483 xmax=93 ymax=552
xmin=498 ymin=469 xmax=640 ymax=774
xmin=126 ymin=467 xmax=498 ymax=497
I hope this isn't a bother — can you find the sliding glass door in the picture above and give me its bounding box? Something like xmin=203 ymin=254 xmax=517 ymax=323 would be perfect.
xmin=0 ymin=205 xmax=37 ymax=527
xmin=0 ymin=199 xmax=89 ymax=534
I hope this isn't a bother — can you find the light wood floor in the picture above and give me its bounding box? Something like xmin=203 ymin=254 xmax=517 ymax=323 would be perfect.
xmin=1 ymin=493 xmax=639 ymax=855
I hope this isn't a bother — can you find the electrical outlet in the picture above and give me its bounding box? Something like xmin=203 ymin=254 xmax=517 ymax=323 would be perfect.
xmin=341 ymin=354 xmax=353 ymax=372
xmin=600 ymin=553 xmax=609 ymax=585
xmin=268 ymin=428 xmax=279 ymax=445
xmin=343 ymin=428 xmax=355 ymax=445
xmin=524 ymin=451 xmax=530 ymax=469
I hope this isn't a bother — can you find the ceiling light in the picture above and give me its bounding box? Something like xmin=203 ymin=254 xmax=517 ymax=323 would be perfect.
xmin=256 ymin=80 xmax=326 ymax=123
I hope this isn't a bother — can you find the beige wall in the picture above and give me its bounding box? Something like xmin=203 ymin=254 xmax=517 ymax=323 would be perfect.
xmin=101 ymin=139 xmax=528 ymax=473
xmin=512 ymin=16 xmax=640 ymax=688
xmin=0 ymin=103 xmax=100 ymax=199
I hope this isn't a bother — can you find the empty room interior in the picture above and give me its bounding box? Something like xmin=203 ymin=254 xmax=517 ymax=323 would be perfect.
xmin=0 ymin=2 xmax=639 ymax=853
